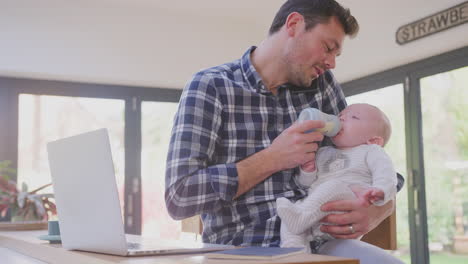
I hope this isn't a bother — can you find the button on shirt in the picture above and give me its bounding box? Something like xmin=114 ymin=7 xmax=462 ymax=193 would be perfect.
xmin=165 ymin=46 xmax=347 ymax=247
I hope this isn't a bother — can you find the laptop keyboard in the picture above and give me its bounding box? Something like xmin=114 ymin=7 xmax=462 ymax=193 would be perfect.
xmin=127 ymin=242 xmax=143 ymax=250
xmin=127 ymin=241 xmax=165 ymax=251
xmin=125 ymin=237 xmax=236 ymax=255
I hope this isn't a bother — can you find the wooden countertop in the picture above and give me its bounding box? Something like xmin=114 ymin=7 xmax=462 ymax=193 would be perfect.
xmin=0 ymin=230 xmax=358 ymax=264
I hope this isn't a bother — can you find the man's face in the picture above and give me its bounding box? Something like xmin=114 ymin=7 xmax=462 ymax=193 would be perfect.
xmin=283 ymin=16 xmax=345 ymax=87
xmin=331 ymin=104 xmax=382 ymax=148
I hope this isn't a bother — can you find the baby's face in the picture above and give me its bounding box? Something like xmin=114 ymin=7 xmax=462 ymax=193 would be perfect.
xmin=331 ymin=104 xmax=383 ymax=148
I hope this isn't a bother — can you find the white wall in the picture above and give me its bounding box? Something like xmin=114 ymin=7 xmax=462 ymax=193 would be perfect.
xmin=0 ymin=0 xmax=466 ymax=89
xmin=336 ymin=0 xmax=468 ymax=83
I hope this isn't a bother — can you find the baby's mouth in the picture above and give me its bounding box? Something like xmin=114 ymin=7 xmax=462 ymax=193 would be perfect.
xmin=333 ymin=128 xmax=343 ymax=138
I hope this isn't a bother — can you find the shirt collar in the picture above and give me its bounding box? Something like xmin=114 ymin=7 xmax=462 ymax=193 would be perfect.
xmin=240 ymin=46 xmax=270 ymax=94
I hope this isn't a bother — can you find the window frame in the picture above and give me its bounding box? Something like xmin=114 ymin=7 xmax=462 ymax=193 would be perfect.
xmin=0 ymin=76 xmax=181 ymax=235
xmin=342 ymin=45 xmax=468 ymax=264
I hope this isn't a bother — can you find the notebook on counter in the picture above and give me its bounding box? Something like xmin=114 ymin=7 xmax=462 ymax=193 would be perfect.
xmin=206 ymin=246 xmax=305 ymax=260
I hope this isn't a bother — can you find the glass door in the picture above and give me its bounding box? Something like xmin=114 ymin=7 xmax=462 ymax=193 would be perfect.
xmin=420 ymin=66 xmax=468 ymax=263
xmin=140 ymin=101 xmax=182 ymax=239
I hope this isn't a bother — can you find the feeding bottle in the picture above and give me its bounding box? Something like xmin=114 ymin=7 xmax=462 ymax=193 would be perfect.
xmin=297 ymin=108 xmax=341 ymax=137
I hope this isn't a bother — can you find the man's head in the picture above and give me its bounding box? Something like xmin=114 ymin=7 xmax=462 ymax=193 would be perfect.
xmin=269 ymin=0 xmax=359 ymax=37
xmin=269 ymin=0 xmax=359 ymax=88
xmin=331 ymin=103 xmax=392 ymax=149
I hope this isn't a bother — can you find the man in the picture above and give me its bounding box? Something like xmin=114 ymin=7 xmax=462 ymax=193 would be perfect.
xmin=165 ymin=0 xmax=403 ymax=263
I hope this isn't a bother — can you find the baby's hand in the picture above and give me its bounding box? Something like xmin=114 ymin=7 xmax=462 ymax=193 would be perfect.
xmin=301 ymin=160 xmax=316 ymax=172
xmin=349 ymin=185 xmax=384 ymax=205
xmin=367 ymin=188 xmax=385 ymax=203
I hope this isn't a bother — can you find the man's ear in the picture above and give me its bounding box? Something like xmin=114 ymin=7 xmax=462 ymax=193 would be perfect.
xmin=285 ymin=12 xmax=304 ymax=37
xmin=366 ymin=136 xmax=384 ymax=147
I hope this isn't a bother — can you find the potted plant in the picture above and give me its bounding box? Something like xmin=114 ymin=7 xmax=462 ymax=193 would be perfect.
xmin=0 ymin=160 xmax=56 ymax=222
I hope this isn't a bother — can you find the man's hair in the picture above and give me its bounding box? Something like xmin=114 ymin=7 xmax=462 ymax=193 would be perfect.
xmin=268 ymin=0 xmax=359 ymax=37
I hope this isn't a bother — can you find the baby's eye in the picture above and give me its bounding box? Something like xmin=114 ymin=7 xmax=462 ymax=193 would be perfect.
xmin=352 ymin=116 xmax=360 ymax=120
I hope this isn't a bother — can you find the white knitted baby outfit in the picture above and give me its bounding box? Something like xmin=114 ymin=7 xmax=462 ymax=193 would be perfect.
xmin=277 ymin=144 xmax=397 ymax=251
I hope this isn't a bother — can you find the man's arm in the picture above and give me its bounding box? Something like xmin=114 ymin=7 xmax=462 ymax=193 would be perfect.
xmin=319 ymin=198 xmax=395 ymax=239
xmin=165 ymin=73 xmax=232 ymax=220
xmin=235 ymin=120 xmax=325 ymax=198
xmin=317 ymin=172 xmax=404 ymax=238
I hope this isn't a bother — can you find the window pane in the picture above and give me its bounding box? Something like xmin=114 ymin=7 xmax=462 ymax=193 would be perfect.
xmin=141 ymin=101 xmax=181 ymax=239
xmin=421 ymin=66 xmax=468 ymax=263
xmin=347 ymin=84 xmax=411 ymax=263
xmin=18 ymin=94 xmax=125 ymax=213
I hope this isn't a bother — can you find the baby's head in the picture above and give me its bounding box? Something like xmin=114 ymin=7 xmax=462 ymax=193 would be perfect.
xmin=331 ymin=103 xmax=391 ymax=149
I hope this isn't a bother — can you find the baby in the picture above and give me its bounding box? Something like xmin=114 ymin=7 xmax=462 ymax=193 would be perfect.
xmin=276 ymin=103 xmax=397 ymax=252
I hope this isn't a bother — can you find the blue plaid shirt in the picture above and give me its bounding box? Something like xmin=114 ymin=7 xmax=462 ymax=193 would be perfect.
xmin=165 ymin=46 xmax=347 ymax=247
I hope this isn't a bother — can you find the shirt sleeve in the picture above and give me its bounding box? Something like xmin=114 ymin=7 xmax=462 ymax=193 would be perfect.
xmin=366 ymin=145 xmax=398 ymax=206
xmin=165 ymin=72 xmax=239 ymax=220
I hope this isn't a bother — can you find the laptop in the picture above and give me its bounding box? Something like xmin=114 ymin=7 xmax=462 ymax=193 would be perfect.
xmin=47 ymin=128 xmax=234 ymax=256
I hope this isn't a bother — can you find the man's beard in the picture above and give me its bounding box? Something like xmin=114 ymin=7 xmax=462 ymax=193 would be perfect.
xmin=282 ymin=51 xmax=316 ymax=88
xmin=289 ymin=66 xmax=315 ymax=88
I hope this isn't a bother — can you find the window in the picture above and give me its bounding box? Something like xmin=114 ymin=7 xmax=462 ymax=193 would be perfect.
xmin=141 ymin=101 xmax=180 ymax=239
xmin=343 ymin=46 xmax=468 ymax=264
xmin=17 ymin=95 xmax=125 ymax=210
xmin=0 ymin=78 xmax=181 ymax=235
xmin=420 ymin=66 xmax=468 ymax=263
xmin=347 ymin=84 xmax=411 ymax=262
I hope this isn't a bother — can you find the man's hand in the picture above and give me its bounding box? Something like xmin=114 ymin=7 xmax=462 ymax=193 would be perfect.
xmin=234 ymin=121 xmax=325 ymax=198
xmin=318 ymin=197 xmax=394 ymax=239
xmin=235 ymin=120 xmax=323 ymax=198
xmin=267 ymin=120 xmax=324 ymax=172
